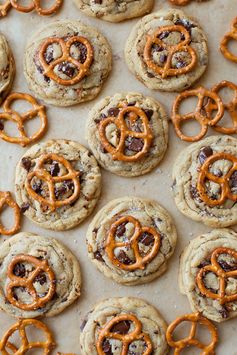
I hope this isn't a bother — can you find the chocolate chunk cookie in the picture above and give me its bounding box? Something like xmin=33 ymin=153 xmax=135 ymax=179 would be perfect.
xmin=0 ymin=33 xmax=15 ymax=104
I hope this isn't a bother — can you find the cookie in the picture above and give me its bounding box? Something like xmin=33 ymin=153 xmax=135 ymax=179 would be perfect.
xmin=0 ymin=232 xmax=81 ymax=319
xmin=86 ymin=92 xmax=168 ymax=177
xmin=80 ymin=297 xmax=168 ymax=355
xmin=172 ymin=135 xmax=237 ymax=227
xmin=24 ymin=20 xmax=112 ymax=106
xmin=73 ymin=0 xmax=154 ymax=23
xmin=0 ymin=33 xmax=15 ymax=104
xmin=124 ymin=9 xmax=208 ymax=92
xmin=179 ymin=229 xmax=237 ymax=322
xmin=86 ymin=197 xmax=177 ymax=285
xmin=15 ymin=139 xmax=101 ymax=231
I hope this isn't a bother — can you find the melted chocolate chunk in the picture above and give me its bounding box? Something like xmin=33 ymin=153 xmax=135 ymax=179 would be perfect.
xmin=158 ymin=31 xmax=170 ymax=40
xmin=152 ymin=43 xmax=163 ymax=52
xmin=139 ymin=232 xmax=154 ymax=246
xmin=35 ymin=272 xmax=47 ymax=285
xmin=0 ymin=121 xmax=4 ymax=130
xmin=111 ymin=320 xmax=130 ymax=334
xmin=80 ymin=318 xmax=88 ymax=331
xmin=219 ymin=307 xmax=229 ymax=319
xmin=115 ymin=222 xmax=127 ymax=237
xmin=147 ymin=72 xmax=155 ymax=78
xmin=126 ymin=137 xmax=144 ymax=152
xmin=94 ymin=250 xmax=104 ymax=262
xmin=190 ymin=185 xmax=200 ymax=200
xmin=13 ymin=263 xmax=26 ymax=277
xmin=230 ymin=171 xmax=237 ymax=188
xmin=144 ymin=109 xmax=153 ymax=120
xmin=108 ymin=107 xmax=120 ymax=117
xmin=21 ymin=157 xmax=32 ymax=172
xmin=175 ymin=18 xmax=196 ymax=33
xmin=160 ymin=53 xmax=167 ymax=64
xmin=198 ymin=146 xmax=213 ymax=165
xmin=102 ymin=339 xmax=112 ymax=355
xmin=74 ymin=42 xmax=88 ymax=63
xmin=197 ymin=259 xmax=210 ymax=268
xmin=218 ymin=259 xmax=237 ymax=271
xmin=127 ymin=102 xmax=136 ymax=106
xmin=50 ymin=162 xmax=60 ymax=177
xmin=176 ymin=60 xmax=186 ymax=68
xmin=117 ymin=250 xmax=132 ymax=265
xmin=58 ymin=62 xmax=76 ymax=78
xmin=44 ymin=47 xmax=54 ymax=64
xmin=55 ymin=185 xmax=67 ymax=199
xmin=32 ymin=181 xmax=42 ymax=194
xmin=94 ymin=0 xmax=102 ymax=3
xmin=20 ymin=203 xmax=30 ymax=213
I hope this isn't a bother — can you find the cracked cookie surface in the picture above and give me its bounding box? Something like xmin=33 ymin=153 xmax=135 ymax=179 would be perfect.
xmin=15 ymin=139 xmax=101 ymax=231
xmin=0 ymin=33 xmax=15 ymax=104
xmin=86 ymin=197 xmax=177 ymax=285
xmin=0 ymin=232 xmax=81 ymax=319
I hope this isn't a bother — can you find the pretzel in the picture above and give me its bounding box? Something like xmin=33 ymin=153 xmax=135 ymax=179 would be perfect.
xmin=144 ymin=25 xmax=197 ymax=79
xmin=220 ymin=17 xmax=237 ymax=63
xmin=197 ymin=152 xmax=237 ymax=206
xmin=6 ymin=254 xmax=56 ymax=311
xmin=0 ymin=318 xmax=55 ymax=354
xmin=205 ymin=81 xmax=237 ymax=134
xmin=26 ymin=153 xmax=80 ymax=212
xmin=166 ymin=312 xmax=218 ymax=354
xmin=39 ymin=36 xmax=93 ymax=86
xmin=0 ymin=92 xmax=47 ymax=147
xmin=0 ymin=191 xmax=21 ymax=236
xmin=172 ymin=87 xmax=224 ymax=142
xmin=0 ymin=0 xmax=11 ymax=17
xmin=99 ymin=106 xmax=153 ymax=162
xmin=105 ymin=215 xmax=160 ymax=271
xmin=10 ymin=0 xmax=62 ymax=15
xmin=96 ymin=314 xmax=153 ymax=355
xmin=196 ymin=247 xmax=237 ymax=305
xmin=169 ymin=0 xmax=190 ymax=5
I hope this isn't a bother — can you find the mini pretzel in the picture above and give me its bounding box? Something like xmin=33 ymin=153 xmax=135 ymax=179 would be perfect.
xmin=39 ymin=36 xmax=93 ymax=86
xmin=0 ymin=0 xmax=11 ymax=17
xmin=197 ymin=247 xmax=237 ymax=305
xmin=205 ymin=81 xmax=237 ymax=134
xmin=144 ymin=25 xmax=197 ymax=79
xmin=26 ymin=153 xmax=80 ymax=212
xmin=166 ymin=312 xmax=218 ymax=354
xmin=0 ymin=318 xmax=55 ymax=354
xmin=105 ymin=215 xmax=160 ymax=271
xmin=6 ymin=254 xmax=56 ymax=311
xmin=197 ymin=152 xmax=237 ymax=206
xmin=96 ymin=314 xmax=153 ymax=355
xmin=220 ymin=17 xmax=237 ymax=63
xmin=10 ymin=0 xmax=62 ymax=15
xmin=99 ymin=106 xmax=153 ymax=162
xmin=172 ymin=87 xmax=224 ymax=142
xmin=169 ymin=0 xmax=190 ymax=5
xmin=0 ymin=92 xmax=47 ymax=147
xmin=0 ymin=191 xmax=21 ymax=236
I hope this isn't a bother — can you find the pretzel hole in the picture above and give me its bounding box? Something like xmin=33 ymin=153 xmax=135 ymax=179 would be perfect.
xmin=114 ymin=221 xmax=134 ymax=241
xmin=225 ymin=37 xmax=237 ymax=58
xmin=11 ymin=0 xmax=34 ymax=8
xmin=102 ymin=338 xmax=122 ymax=353
xmin=35 ymin=0 xmax=60 ymax=10
xmin=105 ymin=123 xmax=121 ymax=148
xmin=128 ymin=339 xmax=150 ymax=353
xmin=22 ymin=115 xmax=43 ymax=138
xmin=0 ymin=202 xmax=17 ymax=232
xmin=202 ymin=271 xmax=219 ymax=293
xmin=138 ymin=232 xmax=156 ymax=255
xmin=217 ymin=252 xmax=237 ymax=271
xmin=114 ymin=247 xmax=135 ymax=265
xmin=172 ymin=321 xmax=213 ymax=347
xmin=178 ymin=96 xmax=199 ymax=115
xmin=178 ymin=118 xmax=203 ymax=138
xmin=156 ymin=30 xmax=185 ymax=45
xmin=0 ymin=119 xmax=20 ymax=137
xmin=44 ymin=43 xmax=63 ymax=64
xmin=172 ymin=51 xmax=192 ymax=69
xmin=70 ymin=42 xmax=88 ymax=63
xmin=55 ymin=62 xmax=79 ymax=80
xmin=151 ymin=47 xmax=168 ymax=66
xmin=12 ymin=286 xmax=35 ymax=305
xmin=216 ymin=85 xmax=236 ymax=105
xmin=202 ymin=179 xmax=221 ymax=201
xmin=10 ymin=99 xmax=35 ymax=115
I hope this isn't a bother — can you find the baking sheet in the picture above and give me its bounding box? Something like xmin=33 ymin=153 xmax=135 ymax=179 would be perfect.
xmin=0 ymin=0 xmax=237 ymax=353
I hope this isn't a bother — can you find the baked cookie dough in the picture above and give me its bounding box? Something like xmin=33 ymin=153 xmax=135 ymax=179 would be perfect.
xmin=80 ymin=297 xmax=168 ymax=355
xmin=86 ymin=197 xmax=177 ymax=285
xmin=0 ymin=232 xmax=81 ymax=319
xmin=86 ymin=92 xmax=168 ymax=177
xmin=124 ymin=9 xmax=208 ymax=92
xmin=73 ymin=0 xmax=154 ymax=23
xmin=0 ymin=33 xmax=15 ymax=104
xmin=172 ymin=135 xmax=237 ymax=227
xmin=179 ymin=229 xmax=237 ymax=322
xmin=24 ymin=20 xmax=112 ymax=106
xmin=15 ymin=139 xmax=101 ymax=231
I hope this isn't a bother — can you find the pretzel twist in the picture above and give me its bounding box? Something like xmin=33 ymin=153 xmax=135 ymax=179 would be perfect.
xmin=6 ymin=254 xmax=56 ymax=311
xmin=10 ymin=0 xmax=62 ymax=15
xmin=105 ymin=215 xmax=160 ymax=271
xmin=144 ymin=25 xmax=197 ymax=79
xmin=0 ymin=319 xmax=55 ymax=354
xmin=166 ymin=312 xmax=218 ymax=355
xmin=0 ymin=191 xmax=21 ymax=236
xmin=0 ymin=92 xmax=47 ymax=147
xmin=172 ymin=87 xmax=224 ymax=142
xmin=99 ymin=106 xmax=153 ymax=162
xmin=39 ymin=36 xmax=93 ymax=86
xmin=26 ymin=153 xmax=80 ymax=212
xmin=197 ymin=152 xmax=237 ymax=206
xmin=0 ymin=0 xmax=11 ymax=17
xmin=96 ymin=314 xmax=153 ymax=355
xmin=220 ymin=17 xmax=237 ymax=63
xmin=196 ymin=247 xmax=237 ymax=305
xmin=205 ymin=81 xmax=237 ymax=134
xmin=169 ymin=0 xmax=190 ymax=5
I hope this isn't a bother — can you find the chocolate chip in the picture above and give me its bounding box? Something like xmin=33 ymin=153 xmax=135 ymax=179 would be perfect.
xmin=126 ymin=137 xmax=144 ymax=152
xmin=219 ymin=307 xmax=229 ymax=319
xmin=115 ymin=222 xmax=127 ymax=237
xmin=144 ymin=109 xmax=153 ymax=120
xmin=230 ymin=171 xmax=237 ymax=188
xmin=50 ymin=162 xmax=60 ymax=177
xmin=152 ymin=44 xmax=163 ymax=52
xmin=111 ymin=320 xmax=130 ymax=334
xmin=32 ymin=181 xmax=42 ymax=194
xmin=198 ymin=146 xmax=213 ymax=165
xmin=176 ymin=61 xmax=186 ymax=68
xmin=107 ymin=107 xmax=120 ymax=117
xmin=74 ymin=42 xmax=88 ymax=63
xmin=102 ymin=339 xmax=112 ymax=355
xmin=94 ymin=250 xmax=104 ymax=262
xmin=34 ymin=273 xmax=47 ymax=285
xmin=94 ymin=0 xmax=102 ymax=3
xmin=58 ymin=62 xmax=76 ymax=78
xmin=21 ymin=157 xmax=32 ymax=172
xmin=20 ymin=203 xmax=30 ymax=213
xmin=13 ymin=263 xmax=26 ymax=277
xmin=0 ymin=121 xmax=4 ymax=130
xmin=158 ymin=31 xmax=170 ymax=40
xmin=218 ymin=259 xmax=237 ymax=271
xmin=117 ymin=250 xmax=132 ymax=265
xmin=160 ymin=53 xmax=167 ymax=64
xmin=139 ymin=232 xmax=154 ymax=246
xmin=175 ymin=18 xmax=196 ymax=33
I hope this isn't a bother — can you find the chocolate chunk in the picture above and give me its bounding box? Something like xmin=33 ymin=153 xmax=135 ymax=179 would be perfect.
xmin=13 ymin=263 xmax=26 ymax=277
xmin=32 ymin=181 xmax=42 ymax=194
xmin=197 ymin=259 xmax=210 ymax=268
xmin=55 ymin=185 xmax=67 ymax=198
xmin=44 ymin=75 xmax=51 ymax=83
xmin=74 ymin=42 xmax=88 ymax=63
xmin=198 ymin=146 xmax=213 ymax=165
xmin=20 ymin=203 xmax=30 ymax=213
xmin=94 ymin=250 xmax=104 ymax=262
xmin=94 ymin=0 xmax=102 ymax=3
xmin=127 ymin=102 xmax=136 ymax=106
xmin=111 ymin=320 xmax=130 ymax=334
xmin=139 ymin=232 xmax=154 ymax=246
xmin=80 ymin=318 xmax=88 ymax=332
xmin=117 ymin=250 xmax=132 ymax=265
xmin=190 ymin=185 xmax=200 ymax=200
xmin=147 ymin=72 xmax=155 ymax=78
xmin=214 ymin=169 xmax=223 ymax=177
xmin=126 ymin=137 xmax=144 ymax=152
xmin=0 ymin=121 xmax=4 ymax=130
xmin=158 ymin=31 xmax=170 ymax=40
xmin=144 ymin=109 xmax=153 ymax=120
xmin=152 ymin=44 xmax=163 ymax=52
xmin=218 ymin=259 xmax=237 ymax=271
xmin=219 ymin=307 xmax=229 ymax=319
xmin=175 ymin=18 xmax=196 ymax=33
xmin=21 ymin=157 xmax=32 ymax=172
xmin=102 ymin=339 xmax=112 ymax=355
xmin=107 ymin=107 xmax=120 ymax=117
xmin=34 ymin=272 xmax=47 ymax=285
xmin=44 ymin=47 xmax=54 ymax=64
xmin=176 ymin=61 xmax=186 ymax=68
xmin=160 ymin=53 xmax=167 ymax=64
xmin=230 ymin=171 xmax=237 ymax=188
xmin=50 ymin=162 xmax=60 ymax=177
xmin=115 ymin=222 xmax=127 ymax=237
xmin=58 ymin=62 xmax=76 ymax=78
